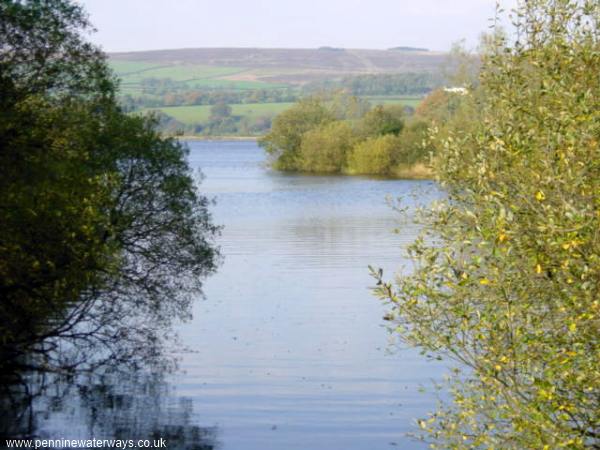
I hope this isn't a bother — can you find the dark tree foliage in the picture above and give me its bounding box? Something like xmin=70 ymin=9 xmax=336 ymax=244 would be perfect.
xmin=358 ymin=105 xmax=404 ymax=138
xmin=209 ymin=102 xmax=232 ymax=119
xmin=0 ymin=0 xmax=114 ymax=98
xmin=0 ymin=0 xmax=219 ymax=374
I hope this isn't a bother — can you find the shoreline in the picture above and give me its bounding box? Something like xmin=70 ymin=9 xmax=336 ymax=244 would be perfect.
xmin=174 ymin=135 xmax=259 ymax=141
xmin=175 ymin=136 xmax=435 ymax=181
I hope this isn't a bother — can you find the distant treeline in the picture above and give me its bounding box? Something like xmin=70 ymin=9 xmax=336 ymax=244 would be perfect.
xmin=120 ymin=88 xmax=297 ymax=111
xmin=120 ymin=72 xmax=441 ymax=110
xmin=303 ymin=72 xmax=443 ymax=96
xmin=154 ymin=107 xmax=273 ymax=137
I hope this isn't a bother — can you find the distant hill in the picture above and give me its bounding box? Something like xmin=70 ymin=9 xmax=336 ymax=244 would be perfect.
xmin=110 ymin=47 xmax=445 ymax=137
xmin=109 ymin=47 xmax=446 ymax=85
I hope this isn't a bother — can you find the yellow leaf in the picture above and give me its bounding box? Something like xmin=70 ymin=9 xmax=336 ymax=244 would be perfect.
xmin=535 ymin=191 xmax=545 ymax=201
xmin=480 ymin=278 xmax=490 ymax=285
xmin=535 ymin=264 xmax=542 ymax=274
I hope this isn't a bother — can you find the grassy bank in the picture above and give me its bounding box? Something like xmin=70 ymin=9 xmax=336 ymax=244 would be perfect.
xmin=148 ymin=102 xmax=296 ymax=124
xmin=145 ymin=96 xmax=422 ymax=127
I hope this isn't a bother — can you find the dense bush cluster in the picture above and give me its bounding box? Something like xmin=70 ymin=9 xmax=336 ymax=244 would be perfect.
xmin=259 ymin=92 xmax=462 ymax=177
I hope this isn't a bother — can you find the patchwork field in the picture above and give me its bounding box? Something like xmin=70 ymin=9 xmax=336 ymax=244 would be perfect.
xmin=111 ymin=62 xmax=287 ymax=94
xmin=145 ymin=97 xmax=422 ymax=126
xmin=111 ymin=47 xmax=439 ymax=135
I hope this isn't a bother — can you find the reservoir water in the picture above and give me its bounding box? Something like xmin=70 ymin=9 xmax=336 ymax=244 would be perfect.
xmin=175 ymin=141 xmax=444 ymax=449
xmin=11 ymin=141 xmax=446 ymax=450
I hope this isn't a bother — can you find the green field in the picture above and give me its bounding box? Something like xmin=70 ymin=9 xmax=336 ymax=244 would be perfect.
xmin=146 ymin=102 xmax=296 ymax=124
xmin=110 ymin=62 xmax=288 ymax=95
xmin=110 ymin=62 xmax=245 ymax=80
xmin=109 ymin=60 xmax=167 ymax=75
xmin=147 ymin=96 xmax=422 ymax=126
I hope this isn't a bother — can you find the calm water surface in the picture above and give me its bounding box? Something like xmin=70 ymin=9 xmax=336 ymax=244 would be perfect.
xmin=19 ymin=141 xmax=445 ymax=450
xmin=174 ymin=141 xmax=445 ymax=449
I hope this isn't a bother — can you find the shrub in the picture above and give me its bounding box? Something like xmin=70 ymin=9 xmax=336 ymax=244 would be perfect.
xmin=373 ymin=1 xmax=600 ymax=447
xmin=347 ymin=134 xmax=400 ymax=175
xmin=298 ymin=121 xmax=356 ymax=173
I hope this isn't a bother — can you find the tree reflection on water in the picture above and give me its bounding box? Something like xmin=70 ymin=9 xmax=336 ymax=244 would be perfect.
xmin=1 ymin=366 xmax=219 ymax=450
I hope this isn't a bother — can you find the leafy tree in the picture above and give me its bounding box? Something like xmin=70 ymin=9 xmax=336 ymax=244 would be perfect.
xmin=210 ymin=102 xmax=232 ymax=119
xmin=358 ymin=105 xmax=404 ymax=138
xmin=0 ymin=0 xmax=219 ymax=373
xmin=414 ymin=89 xmax=453 ymax=123
xmin=259 ymin=94 xmax=438 ymax=176
xmin=347 ymin=134 xmax=400 ymax=175
xmin=256 ymin=87 xmax=449 ymax=177
xmin=327 ymin=91 xmax=372 ymax=120
xmin=0 ymin=0 xmax=114 ymax=98
xmin=373 ymin=1 xmax=599 ymax=448
xmin=299 ymin=121 xmax=356 ymax=173
xmin=394 ymin=120 xmax=433 ymax=166
xmin=259 ymin=96 xmax=334 ymax=170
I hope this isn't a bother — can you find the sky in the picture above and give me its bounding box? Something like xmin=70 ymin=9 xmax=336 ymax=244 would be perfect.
xmin=77 ymin=0 xmax=518 ymax=53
